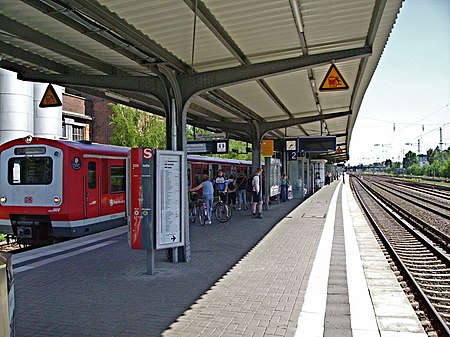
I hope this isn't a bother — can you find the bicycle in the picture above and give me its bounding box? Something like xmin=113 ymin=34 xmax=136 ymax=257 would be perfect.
xmin=213 ymin=192 xmax=232 ymax=222
xmin=189 ymin=192 xmax=208 ymax=226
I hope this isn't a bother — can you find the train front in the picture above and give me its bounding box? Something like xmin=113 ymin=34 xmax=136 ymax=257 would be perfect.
xmin=0 ymin=136 xmax=65 ymax=245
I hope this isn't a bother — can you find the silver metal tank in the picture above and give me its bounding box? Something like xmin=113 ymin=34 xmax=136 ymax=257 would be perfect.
xmin=0 ymin=68 xmax=34 ymax=144
xmin=33 ymin=82 xmax=63 ymax=139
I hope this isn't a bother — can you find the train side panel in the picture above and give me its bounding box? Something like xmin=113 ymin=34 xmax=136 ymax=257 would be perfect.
xmin=0 ymin=137 xmax=128 ymax=243
xmin=53 ymin=151 xmax=127 ymax=238
xmin=0 ymin=142 xmax=253 ymax=244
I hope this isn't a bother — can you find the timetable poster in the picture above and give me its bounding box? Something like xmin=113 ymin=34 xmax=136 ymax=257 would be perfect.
xmin=155 ymin=151 xmax=185 ymax=249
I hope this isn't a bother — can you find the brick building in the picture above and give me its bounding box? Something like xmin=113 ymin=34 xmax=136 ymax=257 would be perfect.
xmin=63 ymin=89 xmax=114 ymax=145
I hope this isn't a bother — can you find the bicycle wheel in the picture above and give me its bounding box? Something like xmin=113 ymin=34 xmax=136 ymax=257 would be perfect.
xmin=214 ymin=203 xmax=232 ymax=222
xmin=189 ymin=204 xmax=196 ymax=223
xmin=198 ymin=204 xmax=207 ymax=226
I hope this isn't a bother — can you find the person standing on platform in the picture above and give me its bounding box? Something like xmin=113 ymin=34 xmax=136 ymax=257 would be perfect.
xmin=325 ymin=172 xmax=331 ymax=185
xmin=226 ymin=175 xmax=237 ymax=208
xmin=251 ymin=168 xmax=264 ymax=219
xmin=235 ymin=173 xmax=248 ymax=210
xmin=215 ymin=169 xmax=228 ymax=203
xmin=280 ymin=173 xmax=289 ymax=202
xmin=342 ymin=171 xmax=345 ymax=184
xmin=189 ymin=174 xmax=214 ymax=225
xmin=314 ymin=172 xmax=321 ymax=191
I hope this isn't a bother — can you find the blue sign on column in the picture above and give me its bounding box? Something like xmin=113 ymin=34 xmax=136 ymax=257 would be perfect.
xmin=287 ymin=151 xmax=298 ymax=161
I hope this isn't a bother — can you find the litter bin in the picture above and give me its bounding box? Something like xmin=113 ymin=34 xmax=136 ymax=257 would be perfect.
xmin=0 ymin=252 xmax=15 ymax=337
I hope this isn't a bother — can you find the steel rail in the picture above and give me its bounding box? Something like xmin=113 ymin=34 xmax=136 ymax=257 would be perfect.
xmin=372 ymin=181 xmax=450 ymax=216
xmin=350 ymin=177 xmax=450 ymax=336
xmin=358 ymin=178 xmax=450 ymax=252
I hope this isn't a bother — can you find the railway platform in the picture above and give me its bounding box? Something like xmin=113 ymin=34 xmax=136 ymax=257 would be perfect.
xmin=11 ymin=181 xmax=427 ymax=337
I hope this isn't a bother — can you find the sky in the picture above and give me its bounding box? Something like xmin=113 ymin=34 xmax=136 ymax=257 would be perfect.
xmin=348 ymin=0 xmax=450 ymax=165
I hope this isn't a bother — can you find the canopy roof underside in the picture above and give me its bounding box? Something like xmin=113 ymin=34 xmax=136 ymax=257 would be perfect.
xmin=0 ymin=0 xmax=403 ymax=162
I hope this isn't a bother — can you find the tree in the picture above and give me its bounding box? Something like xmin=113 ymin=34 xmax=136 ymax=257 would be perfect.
xmin=109 ymin=104 xmax=166 ymax=149
xmin=403 ymin=151 xmax=418 ymax=169
xmin=427 ymin=146 xmax=444 ymax=165
xmin=406 ymin=163 xmax=423 ymax=176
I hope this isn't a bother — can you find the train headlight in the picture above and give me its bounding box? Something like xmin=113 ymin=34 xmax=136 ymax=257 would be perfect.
xmin=53 ymin=196 xmax=61 ymax=205
xmin=0 ymin=196 xmax=6 ymax=204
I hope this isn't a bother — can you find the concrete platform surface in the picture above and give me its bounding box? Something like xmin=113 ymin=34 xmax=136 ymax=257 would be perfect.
xmin=10 ymin=181 xmax=426 ymax=337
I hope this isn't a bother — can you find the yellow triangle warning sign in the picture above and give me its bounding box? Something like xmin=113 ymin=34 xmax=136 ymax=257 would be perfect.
xmin=39 ymin=84 xmax=62 ymax=108
xmin=319 ymin=64 xmax=349 ymax=91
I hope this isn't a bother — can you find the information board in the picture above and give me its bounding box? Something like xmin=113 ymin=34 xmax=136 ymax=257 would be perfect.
xmin=187 ymin=140 xmax=229 ymax=154
xmin=298 ymin=136 xmax=336 ymax=152
xmin=261 ymin=140 xmax=274 ymax=157
xmin=155 ymin=150 xmax=185 ymax=249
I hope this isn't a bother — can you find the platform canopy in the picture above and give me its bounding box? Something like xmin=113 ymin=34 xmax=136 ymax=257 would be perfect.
xmin=0 ymin=0 xmax=403 ymax=162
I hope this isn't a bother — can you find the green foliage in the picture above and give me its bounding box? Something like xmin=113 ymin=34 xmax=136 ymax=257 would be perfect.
xmin=406 ymin=163 xmax=423 ymax=176
xmin=427 ymin=147 xmax=445 ymax=165
xmin=402 ymin=147 xmax=450 ymax=178
xmin=385 ymin=161 xmax=401 ymax=174
xmin=109 ymin=104 xmax=166 ymax=149
xmin=403 ymin=151 xmax=418 ymax=169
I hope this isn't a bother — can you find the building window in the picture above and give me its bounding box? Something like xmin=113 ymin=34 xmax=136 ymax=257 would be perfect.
xmin=62 ymin=118 xmax=86 ymax=141
xmin=72 ymin=125 xmax=84 ymax=141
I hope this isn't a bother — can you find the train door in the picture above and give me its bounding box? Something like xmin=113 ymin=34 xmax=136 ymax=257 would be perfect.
xmin=211 ymin=164 xmax=219 ymax=179
xmin=235 ymin=165 xmax=248 ymax=177
xmin=85 ymin=159 xmax=100 ymax=219
xmin=191 ymin=163 xmax=208 ymax=188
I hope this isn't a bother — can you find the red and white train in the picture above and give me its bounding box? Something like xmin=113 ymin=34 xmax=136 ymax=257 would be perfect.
xmin=0 ymin=136 xmax=252 ymax=244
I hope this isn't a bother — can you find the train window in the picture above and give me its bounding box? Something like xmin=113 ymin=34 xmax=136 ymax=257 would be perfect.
xmin=211 ymin=164 xmax=219 ymax=178
xmin=194 ymin=168 xmax=202 ymax=187
xmin=8 ymin=157 xmax=53 ymax=185
xmin=88 ymin=162 xmax=96 ymax=189
xmin=110 ymin=167 xmax=125 ymax=193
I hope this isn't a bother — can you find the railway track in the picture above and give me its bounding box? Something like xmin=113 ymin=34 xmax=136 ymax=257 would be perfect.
xmin=350 ymin=175 xmax=450 ymax=336
xmin=388 ymin=181 xmax=450 ymax=201
xmin=358 ymin=175 xmax=450 ymax=242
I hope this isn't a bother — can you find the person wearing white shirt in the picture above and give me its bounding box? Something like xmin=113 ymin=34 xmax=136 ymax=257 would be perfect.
xmin=251 ymin=168 xmax=263 ymax=219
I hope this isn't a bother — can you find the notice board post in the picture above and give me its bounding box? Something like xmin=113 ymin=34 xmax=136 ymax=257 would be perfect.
xmin=128 ymin=148 xmax=156 ymax=275
xmin=128 ymin=148 xmax=185 ymax=275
